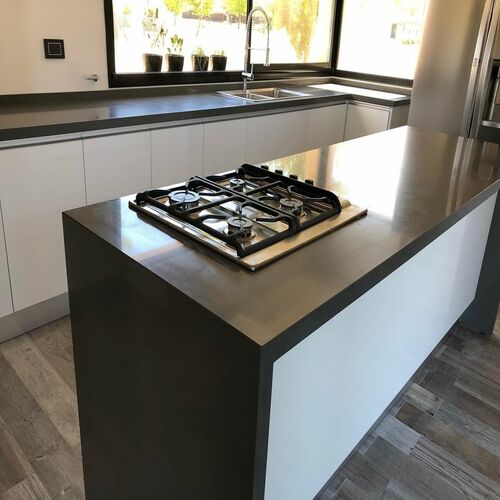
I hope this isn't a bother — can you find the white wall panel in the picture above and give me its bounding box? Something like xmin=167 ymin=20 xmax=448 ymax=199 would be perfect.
xmin=265 ymin=193 xmax=497 ymax=500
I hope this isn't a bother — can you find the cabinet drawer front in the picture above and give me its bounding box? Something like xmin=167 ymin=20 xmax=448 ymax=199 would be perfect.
xmin=204 ymin=119 xmax=247 ymax=176
xmin=246 ymin=110 xmax=308 ymax=164
xmin=84 ymin=132 xmax=152 ymax=205
xmin=0 ymin=141 xmax=86 ymax=311
xmin=344 ymin=104 xmax=390 ymax=141
xmin=152 ymin=125 xmax=203 ymax=188
xmin=307 ymin=104 xmax=347 ymax=150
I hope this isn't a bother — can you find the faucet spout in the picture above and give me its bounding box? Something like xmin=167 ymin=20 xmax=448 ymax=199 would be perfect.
xmin=242 ymin=7 xmax=271 ymax=91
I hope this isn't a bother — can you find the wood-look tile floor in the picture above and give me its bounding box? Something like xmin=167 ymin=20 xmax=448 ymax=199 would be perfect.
xmin=0 ymin=313 xmax=499 ymax=500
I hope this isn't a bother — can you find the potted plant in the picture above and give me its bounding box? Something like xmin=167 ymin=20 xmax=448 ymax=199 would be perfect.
xmin=192 ymin=47 xmax=209 ymax=71
xmin=210 ymin=50 xmax=227 ymax=71
xmin=142 ymin=8 xmax=167 ymax=72
xmin=166 ymin=35 xmax=185 ymax=71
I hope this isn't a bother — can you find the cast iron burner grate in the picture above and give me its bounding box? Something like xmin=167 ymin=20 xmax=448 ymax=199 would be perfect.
xmin=130 ymin=163 xmax=365 ymax=270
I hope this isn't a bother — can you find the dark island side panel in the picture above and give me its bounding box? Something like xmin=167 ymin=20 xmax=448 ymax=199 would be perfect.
xmin=63 ymin=214 xmax=264 ymax=500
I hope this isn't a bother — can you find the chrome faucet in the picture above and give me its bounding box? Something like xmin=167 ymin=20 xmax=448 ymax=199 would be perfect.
xmin=242 ymin=7 xmax=271 ymax=92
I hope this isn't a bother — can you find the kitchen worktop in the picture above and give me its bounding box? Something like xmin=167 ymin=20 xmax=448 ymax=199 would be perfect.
xmin=64 ymin=126 xmax=499 ymax=359
xmin=0 ymin=81 xmax=410 ymax=142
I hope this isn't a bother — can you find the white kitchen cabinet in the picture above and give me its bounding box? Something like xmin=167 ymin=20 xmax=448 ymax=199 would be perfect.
xmin=0 ymin=141 xmax=86 ymax=311
xmin=306 ymin=104 xmax=347 ymax=150
xmin=84 ymin=131 xmax=152 ymax=205
xmin=246 ymin=110 xmax=308 ymax=164
xmin=152 ymin=124 xmax=204 ymax=188
xmin=204 ymin=119 xmax=247 ymax=176
xmin=0 ymin=204 xmax=13 ymax=318
xmin=344 ymin=103 xmax=391 ymax=141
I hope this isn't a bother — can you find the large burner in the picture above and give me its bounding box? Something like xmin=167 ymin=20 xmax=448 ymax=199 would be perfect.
xmin=229 ymin=178 xmax=246 ymax=191
xmin=280 ymin=197 xmax=304 ymax=215
xmin=226 ymin=216 xmax=254 ymax=240
xmin=168 ymin=190 xmax=200 ymax=209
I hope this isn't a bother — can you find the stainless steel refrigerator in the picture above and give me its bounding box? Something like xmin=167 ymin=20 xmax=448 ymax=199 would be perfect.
xmin=408 ymin=0 xmax=500 ymax=142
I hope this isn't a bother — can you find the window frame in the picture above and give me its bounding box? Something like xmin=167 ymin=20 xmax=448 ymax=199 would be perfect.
xmin=330 ymin=0 xmax=415 ymax=87
xmin=104 ymin=0 xmax=417 ymax=88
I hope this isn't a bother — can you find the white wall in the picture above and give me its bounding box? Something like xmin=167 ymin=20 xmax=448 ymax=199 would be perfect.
xmin=0 ymin=0 xmax=108 ymax=94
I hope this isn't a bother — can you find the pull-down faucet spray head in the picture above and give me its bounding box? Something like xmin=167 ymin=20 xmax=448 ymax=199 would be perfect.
xmin=242 ymin=7 xmax=271 ymax=91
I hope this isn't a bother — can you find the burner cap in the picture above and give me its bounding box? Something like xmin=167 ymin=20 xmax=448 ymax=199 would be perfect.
xmin=280 ymin=197 xmax=304 ymax=215
xmin=168 ymin=190 xmax=200 ymax=209
xmin=227 ymin=216 xmax=254 ymax=239
xmin=229 ymin=178 xmax=246 ymax=191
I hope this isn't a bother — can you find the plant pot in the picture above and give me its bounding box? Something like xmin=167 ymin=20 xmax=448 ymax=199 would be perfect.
xmin=191 ymin=54 xmax=209 ymax=72
xmin=167 ymin=54 xmax=185 ymax=72
xmin=143 ymin=53 xmax=163 ymax=72
xmin=210 ymin=55 xmax=227 ymax=71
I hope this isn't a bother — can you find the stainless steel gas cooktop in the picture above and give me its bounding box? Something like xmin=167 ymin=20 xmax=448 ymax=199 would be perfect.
xmin=129 ymin=164 xmax=367 ymax=271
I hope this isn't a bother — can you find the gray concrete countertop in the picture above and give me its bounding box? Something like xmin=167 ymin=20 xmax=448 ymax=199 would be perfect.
xmin=64 ymin=126 xmax=499 ymax=360
xmin=0 ymin=82 xmax=410 ymax=142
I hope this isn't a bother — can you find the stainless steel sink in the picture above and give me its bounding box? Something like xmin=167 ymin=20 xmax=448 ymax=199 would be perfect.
xmin=218 ymin=87 xmax=312 ymax=103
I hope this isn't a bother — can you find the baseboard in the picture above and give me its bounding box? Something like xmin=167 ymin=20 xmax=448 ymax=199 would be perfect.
xmin=0 ymin=293 xmax=69 ymax=343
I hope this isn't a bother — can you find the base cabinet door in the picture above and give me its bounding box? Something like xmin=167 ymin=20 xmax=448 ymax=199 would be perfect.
xmin=84 ymin=132 xmax=152 ymax=205
xmin=152 ymin=125 xmax=204 ymax=188
xmin=0 ymin=141 xmax=86 ymax=311
xmin=204 ymin=119 xmax=247 ymax=176
xmin=307 ymin=104 xmax=347 ymax=150
xmin=0 ymin=204 xmax=12 ymax=318
xmin=246 ymin=110 xmax=308 ymax=164
xmin=344 ymin=104 xmax=391 ymax=141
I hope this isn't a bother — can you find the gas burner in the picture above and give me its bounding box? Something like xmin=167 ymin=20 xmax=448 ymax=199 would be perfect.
xmin=129 ymin=164 xmax=359 ymax=270
xmin=229 ymin=178 xmax=246 ymax=191
xmin=280 ymin=197 xmax=304 ymax=215
xmin=226 ymin=216 xmax=254 ymax=240
xmin=168 ymin=190 xmax=200 ymax=209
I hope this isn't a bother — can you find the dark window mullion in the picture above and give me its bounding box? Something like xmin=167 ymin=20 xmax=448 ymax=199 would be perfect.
xmin=104 ymin=0 xmax=118 ymax=84
xmin=331 ymin=0 xmax=345 ymax=72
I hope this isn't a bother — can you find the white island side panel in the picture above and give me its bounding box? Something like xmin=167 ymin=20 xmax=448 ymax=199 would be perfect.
xmin=264 ymin=192 xmax=497 ymax=500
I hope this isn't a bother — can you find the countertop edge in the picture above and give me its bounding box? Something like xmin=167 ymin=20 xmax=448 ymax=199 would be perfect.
xmin=62 ymin=209 xmax=266 ymax=352
xmin=0 ymin=92 xmax=410 ymax=143
xmin=262 ymin=180 xmax=500 ymax=362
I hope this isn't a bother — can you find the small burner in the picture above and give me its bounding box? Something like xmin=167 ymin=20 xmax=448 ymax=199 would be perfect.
xmin=280 ymin=197 xmax=304 ymax=215
xmin=229 ymin=178 xmax=246 ymax=191
xmin=226 ymin=216 xmax=254 ymax=240
xmin=168 ymin=190 xmax=200 ymax=209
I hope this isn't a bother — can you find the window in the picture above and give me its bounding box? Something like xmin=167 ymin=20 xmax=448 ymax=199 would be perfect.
xmin=111 ymin=0 xmax=247 ymax=73
xmin=104 ymin=0 xmax=426 ymax=87
xmin=335 ymin=0 xmax=427 ymax=81
xmin=105 ymin=0 xmax=335 ymax=86
xmin=256 ymin=0 xmax=335 ymax=65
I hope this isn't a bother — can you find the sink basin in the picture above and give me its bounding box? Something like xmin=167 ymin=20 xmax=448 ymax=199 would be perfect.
xmin=218 ymin=87 xmax=312 ymax=103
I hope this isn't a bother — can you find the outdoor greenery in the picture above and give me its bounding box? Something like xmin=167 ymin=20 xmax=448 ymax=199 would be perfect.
xmin=113 ymin=0 xmax=336 ymax=74
xmin=187 ymin=0 xmax=215 ymax=19
xmin=164 ymin=0 xmax=185 ymax=22
xmin=270 ymin=0 xmax=319 ymax=62
xmin=142 ymin=8 xmax=168 ymax=50
xmin=224 ymin=0 xmax=247 ymax=26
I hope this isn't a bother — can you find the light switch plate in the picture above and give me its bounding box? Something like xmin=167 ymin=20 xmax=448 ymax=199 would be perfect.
xmin=43 ymin=39 xmax=65 ymax=59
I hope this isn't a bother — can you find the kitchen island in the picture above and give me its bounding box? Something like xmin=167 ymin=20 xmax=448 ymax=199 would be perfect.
xmin=63 ymin=126 xmax=499 ymax=500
